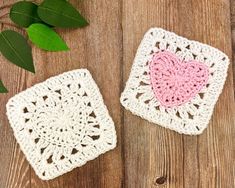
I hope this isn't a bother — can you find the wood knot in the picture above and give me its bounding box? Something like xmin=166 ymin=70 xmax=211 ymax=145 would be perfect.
xmin=154 ymin=176 xmax=167 ymax=186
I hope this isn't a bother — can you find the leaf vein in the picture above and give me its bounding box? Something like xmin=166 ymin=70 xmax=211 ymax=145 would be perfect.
xmin=11 ymin=11 xmax=41 ymax=21
xmin=1 ymin=33 xmax=27 ymax=67
xmin=39 ymin=7 xmax=83 ymax=22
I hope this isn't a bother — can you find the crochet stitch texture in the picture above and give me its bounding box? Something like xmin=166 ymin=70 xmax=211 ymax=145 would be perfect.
xmin=149 ymin=50 xmax=209 ymax=108
xmin=120 ymin=28 xmax=229 ymax=135
xmin=6 ymin=69 xmax=117 ymax=180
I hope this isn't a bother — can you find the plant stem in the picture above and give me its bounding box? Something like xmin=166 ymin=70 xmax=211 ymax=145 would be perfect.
xmin=0 ymin=13 xmax=9 ymax=19
xmin=0 ymin=21 xmax=22 ymax=30
xmin=0 ymin=3 xmax=14 ymax=10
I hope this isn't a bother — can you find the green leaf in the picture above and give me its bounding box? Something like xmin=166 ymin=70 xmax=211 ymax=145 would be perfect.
xmin=0 ymin=30 xmax=35 ymax=73
xmin=37 ymin=0 xmax=89 ymax=28
xmin=0 ymin=80 xmax=8 ymax=93
xmin=26 ymin=23 xmax=69 ymax=51
xmin=10 ymin=1 xmax=42 ymax=28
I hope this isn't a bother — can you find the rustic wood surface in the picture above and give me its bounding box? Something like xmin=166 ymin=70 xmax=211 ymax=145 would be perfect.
xmin=0 ymin=0 xmax=234 ymax=187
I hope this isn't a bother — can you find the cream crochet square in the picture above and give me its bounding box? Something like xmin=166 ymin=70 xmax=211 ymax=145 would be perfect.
xmin=120 ymin=28 xmax=229 ymax=135
xmin=6 ymin=69 xmax=117 ymax=180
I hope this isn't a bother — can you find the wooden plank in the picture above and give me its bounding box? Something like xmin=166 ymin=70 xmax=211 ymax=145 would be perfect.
xmin=0 ymin=0 xmax=123 ymax=187
xmin=122 ymin=0 xmax=235 ymax=188
xmin=1 ymin=0 xmax=234 ymax=187
xmin=231 ymin=0 xmax=235 ymax=96
xmin=0 ymin=1 xmax=31 ymax=188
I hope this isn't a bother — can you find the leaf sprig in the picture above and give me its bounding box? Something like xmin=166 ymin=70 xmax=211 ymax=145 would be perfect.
xmin=0 ymin=0 xmax=89 ymax=93
xmin=0 ymin=80 xmax=8 ymax=93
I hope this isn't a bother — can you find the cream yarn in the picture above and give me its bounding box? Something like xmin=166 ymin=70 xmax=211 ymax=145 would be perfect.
xmin=120 ymin=28 xmax=229 ymax=135
xmin=6 ymin=69 xmax=116 ymax=180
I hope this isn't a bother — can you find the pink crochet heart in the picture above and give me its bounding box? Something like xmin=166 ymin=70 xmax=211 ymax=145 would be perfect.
xmin=149 ymin=50 xmax=209 ymax=108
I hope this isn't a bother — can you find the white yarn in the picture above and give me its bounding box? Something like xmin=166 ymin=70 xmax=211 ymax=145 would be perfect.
xmin=120 ymin=28 xmax=229 ymax=135
xmin=6 ymin=69 xmax=117 ymax=180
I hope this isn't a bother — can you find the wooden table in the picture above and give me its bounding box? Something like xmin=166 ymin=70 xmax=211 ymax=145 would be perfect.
xmin=0 ymin=0 xmax=234 ymax=187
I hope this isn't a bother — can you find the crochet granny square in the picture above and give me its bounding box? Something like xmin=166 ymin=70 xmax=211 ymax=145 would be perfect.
xmin=120 ymin=28 xmax=229 ymax=135
xmin=6 ymin=69 xmax=117 ymax=180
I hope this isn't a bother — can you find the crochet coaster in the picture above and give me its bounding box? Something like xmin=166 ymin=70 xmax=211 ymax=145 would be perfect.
xmin=120 ymin=28 xmax=229 ymax=135
xmin=6 ymin=69 xmax=117 ymax=180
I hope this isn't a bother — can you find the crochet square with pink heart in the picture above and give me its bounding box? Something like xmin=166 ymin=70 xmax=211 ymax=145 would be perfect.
xmin=120 ymin=28 xmax=229 ymax=135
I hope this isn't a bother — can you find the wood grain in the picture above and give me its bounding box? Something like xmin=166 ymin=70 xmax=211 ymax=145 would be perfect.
xmin=122 ymin=0 xmax=235 ymax=188
xmin=231 ymin=0 xmax=235 ymax=96
xmin=0 ymin=0 xmax=234 ymax=187
xmin=0 ymin=0 xmax=123 ymax=187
